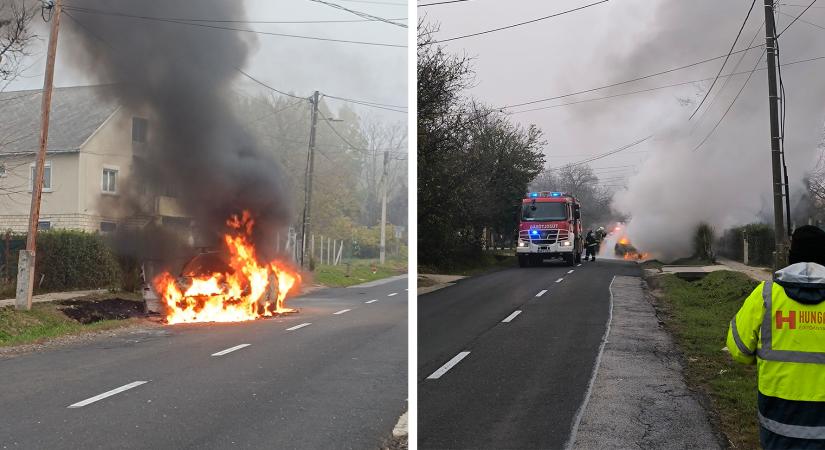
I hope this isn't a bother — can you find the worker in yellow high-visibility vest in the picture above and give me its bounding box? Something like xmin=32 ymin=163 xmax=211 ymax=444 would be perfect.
xmin=727 ymin=225 xmax=825 ymax=449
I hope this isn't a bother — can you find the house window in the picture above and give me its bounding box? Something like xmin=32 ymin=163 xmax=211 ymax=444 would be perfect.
xmin=132 ymin=117 xmax=148 ymax=143
xmin=37 ymin=221 xmax=51 ymax=231
xmin=102 ymin=168 xmax=118 ymax=193
xmin=100 ymin=221 xmax=117 ymax=233
xmin=29 ymin=162 xmax=52 ymax=192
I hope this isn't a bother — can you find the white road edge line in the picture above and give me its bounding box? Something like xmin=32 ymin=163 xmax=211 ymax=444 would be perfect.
xmin=568 ymin=269 xmax=575 ymax=274
xmin=564 ymin=275 xmax=616 ymax=450
xmin=365 ymin=299 xmax=378 ymax=304
xmin=388 ymin=292 xmax=398 ymax=297
xmin=286 ymin=322 xmax=312 ymax=331
xmin=555 ymin=278 xmax=564 ymax=283
xmin=333 ymin=309 xmax=351 ymax=315
xmin=426 ymin=351 xmax=471 ymax=380
xmin=211 ymin=343 xmax=251 ymax=356
xmin=68 ymin=381 xmax=149 ymax=408
xmin=535 ymin=289 xmax=548 ymax=297
xmin=502 ymin=310 xmax=522 ymax=323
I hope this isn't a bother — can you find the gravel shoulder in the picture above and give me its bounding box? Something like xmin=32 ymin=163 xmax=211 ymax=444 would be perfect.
xmin=571 ymin=275 xmax=722 ymax=449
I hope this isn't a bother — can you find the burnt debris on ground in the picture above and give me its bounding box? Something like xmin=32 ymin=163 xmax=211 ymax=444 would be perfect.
xmin=57 ymin=298 xmax=147 ymax=324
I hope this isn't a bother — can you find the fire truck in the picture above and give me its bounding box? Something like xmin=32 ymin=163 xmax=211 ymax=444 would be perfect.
xmin=516 ymin=191 xmax=583 ymax=267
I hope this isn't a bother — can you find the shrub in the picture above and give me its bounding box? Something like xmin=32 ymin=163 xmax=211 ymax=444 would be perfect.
xmin=693 ymin=222 xmax=716 ymax=262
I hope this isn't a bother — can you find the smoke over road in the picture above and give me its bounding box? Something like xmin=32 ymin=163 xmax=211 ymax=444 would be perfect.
xmin=600 ymin=1 xmax=825 ymax=261
xmin=63 ymin=0 xmax=290 ymax=253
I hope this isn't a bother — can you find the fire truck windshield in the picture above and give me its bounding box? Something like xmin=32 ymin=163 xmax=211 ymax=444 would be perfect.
xmin=522 ymin=202 xmax=567 ymax=221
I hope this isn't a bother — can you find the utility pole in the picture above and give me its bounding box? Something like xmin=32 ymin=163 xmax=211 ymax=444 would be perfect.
xmin=762 ymin=1 xmax=788 ymax=269
xmin=16 ymin=0 xmax=63 ymax=310
xmin=300 ymin=90 xmax=320 ymax=270
xmin=379 ymin=150 xmax=389 ymax=264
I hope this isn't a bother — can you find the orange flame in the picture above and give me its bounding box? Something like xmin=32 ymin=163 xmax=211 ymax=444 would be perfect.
xmin=154 ymin=211 xmax=301 ymax=324
xmin=617 ymin=236 xmax=649 ymax=261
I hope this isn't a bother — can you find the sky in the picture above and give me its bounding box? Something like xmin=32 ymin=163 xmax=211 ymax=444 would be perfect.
xmin=422 ymin=0 xmax=825 ymax=258
xmin=6 ymin=0 xmax=409 ymax=123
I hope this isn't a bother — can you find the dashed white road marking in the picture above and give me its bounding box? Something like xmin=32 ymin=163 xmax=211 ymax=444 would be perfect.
xmin=365 ymin=299 xmax=378 ymax=304
xmin=555 ymin=278 xmax=564 ymax=283
xmin=68 ymin=381 xmax=149 ymax=408
xmin=568 ymin=270 xmax=575 ymax=274
xmin=427 ymin=351 xmax=471 ymax=380
xmin=577 ymin=263 xmax=582 ymax=267
xmin=536 ymin=290 xmax=548 ymax=297
xmin=286 ymin=322 xmax=312 ymax=331
xmin=211 ymin=344 xmax=250 ymax=356
xmin=333 ymin=309 xmax=351 ymax=315
xmin=502 ymin=310 xmax=522 ymax=323
xmin=388 ymin=292 xmax=398 ymax=297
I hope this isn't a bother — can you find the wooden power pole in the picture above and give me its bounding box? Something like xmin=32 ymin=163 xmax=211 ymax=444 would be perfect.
xmin=16 ymin=0 xmax=63 ymax=310
xmin=762 ymin=1 xmax=788 ymax=269
xmin=300 ymin=90 xmax=320 ymax=270
xmin=379 ymin=150 xmax=389 ymax=264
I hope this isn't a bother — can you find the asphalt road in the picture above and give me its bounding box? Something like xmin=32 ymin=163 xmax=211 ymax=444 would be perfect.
xmin=418 ymin=259 xmax=640 ymax=450
xmin=0 ymin=277 xmax=408 ymax=450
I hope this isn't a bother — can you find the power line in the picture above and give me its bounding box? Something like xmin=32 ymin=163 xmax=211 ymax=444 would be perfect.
xmin=235 ymin=67 xmax=311 ymax=101
xmin=506 ymin=53 xmax=825 ymax=114
xmin=693 ymin=49 xmax=766 ymax=152
xmin=499 ymin=43 xmax=765 ymax=110
xmin=336 ymin=0 xmax=407 ymax=5
xmin=550 ymin=136 xmax=652 ymax=170
xmin=778 ymin=9 xmax=825 ymax=30
xmin=418 ymin=0 xmax=473 ymax=6
xmin=432 ymin=0 xmax=610 ymax=43
xmin=318 ymin=109 xmax=407 ymax=157
xmin=689 ymin=0 xmax=757 ymax=120
xmin=307 ymin=0 xmax=407 ymax=28
xmin=778 ymin=0 xmax=820 ymax=36
xmin=323 ymin=94 xmax=408 ymax=113
xmin=63 ymin=6 xmax=406 ymax=48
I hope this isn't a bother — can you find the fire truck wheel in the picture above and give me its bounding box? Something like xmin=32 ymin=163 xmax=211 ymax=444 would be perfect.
xmin=574 ymin=252 xmax=582 ymax=264
xmin=518 ymin=255 xmax=529 ymax=267
xmin=564 ymin=254 xmax=575 ymax=266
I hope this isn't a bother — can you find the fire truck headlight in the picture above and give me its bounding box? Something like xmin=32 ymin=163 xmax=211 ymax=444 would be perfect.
xmin=517 ymin=239 xmax=528 ymax=248
xmin=561 ymin=240 xmax=572 ymax=247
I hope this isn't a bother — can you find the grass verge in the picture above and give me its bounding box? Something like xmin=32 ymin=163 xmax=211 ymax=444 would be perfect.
xmin=649 ymin=270 xmax=760 ymax=449
xmin=312 ymin=258 xmax=407 ymax=288
xmin=0 ymin=302 xmax=140 ymax=347
xmin=419 ymin=252 xmax=516 ymax=276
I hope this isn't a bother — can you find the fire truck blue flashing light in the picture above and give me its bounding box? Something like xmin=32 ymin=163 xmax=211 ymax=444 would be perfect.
xmin=527 ymin=191 xmax=564 ymax=198
xmin=531 ymin=229 xmax=539 ymax=236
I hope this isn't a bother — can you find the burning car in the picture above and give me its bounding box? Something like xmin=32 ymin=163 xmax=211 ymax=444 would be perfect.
xmin=614 ymin=236 xmax=649 ymax=261
xmin=153 ymin=211 xmax=300 ymax=324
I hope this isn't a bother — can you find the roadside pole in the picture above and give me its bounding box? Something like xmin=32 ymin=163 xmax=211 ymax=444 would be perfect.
xmin=300 ymin=90 xmax=320 ymax=270
xmin=379 ymin=149 xmax=389 ymax=264
xmin=16 ymin=0 xmax=63 ymax=310
xmin=762 ymin=1 xmax=788 ymax=269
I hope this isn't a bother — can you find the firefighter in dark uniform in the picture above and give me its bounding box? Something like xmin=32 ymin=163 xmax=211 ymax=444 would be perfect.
xmin=727 ymin=225 xmax=825 ymax=449
xmin=584 ymin=230 xmax=597 ymax=262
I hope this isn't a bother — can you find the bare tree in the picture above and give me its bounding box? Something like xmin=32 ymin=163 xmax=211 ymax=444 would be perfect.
xmin=0 ymin=0 xmax=37 ymax=84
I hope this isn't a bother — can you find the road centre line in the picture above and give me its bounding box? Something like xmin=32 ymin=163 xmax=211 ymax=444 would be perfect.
xmin=365 ymin=299 xmax=378 ymax=304
xmin=68 ymin=381 xmax=149 ymax=408
xmin=211 ymin=344 xmax=250 ymax=356
xmin=577 ymin=263 xmax=582 ymax=267
xmin=427 ymin=351 xmax=471 ymax=380
xmin=333 ymin=309 xmax=351 ymax=315
xmin=556 ymin=278 xmax=564 ymax=283
xmin=568 ymin=270 xmax=575 ymax=274
xmin=286 ymin=322 xmax=312 ymax=331
xmin=536 ymin=290 xmax=548 ymax=297
xmin=388 ymin=292 xmax=398 ymax=297
xmin=502 ymin=310 xmax=522 ymax=323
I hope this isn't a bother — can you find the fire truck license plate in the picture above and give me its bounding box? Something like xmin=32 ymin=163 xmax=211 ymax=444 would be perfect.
xmin=538 ymin=246 xmax=551 ymax=252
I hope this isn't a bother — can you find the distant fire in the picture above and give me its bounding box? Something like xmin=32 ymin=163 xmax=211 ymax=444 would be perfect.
xmin=155 ymin=211 xmax=300 ymax=324
xmin=615 ymin=236 xmax=650 ymax=261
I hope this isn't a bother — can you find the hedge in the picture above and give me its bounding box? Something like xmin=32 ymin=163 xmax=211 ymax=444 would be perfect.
xmin=1 ymin=230 xmax=121 ymax=293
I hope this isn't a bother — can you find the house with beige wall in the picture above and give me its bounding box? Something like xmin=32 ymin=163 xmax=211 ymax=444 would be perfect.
xmin=0 ymin=85 xmax=186 ymax=233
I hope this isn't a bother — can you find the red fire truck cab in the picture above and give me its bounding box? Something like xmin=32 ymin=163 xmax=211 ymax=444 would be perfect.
xmin=516 ymin=191 xmax=583 ymax=267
